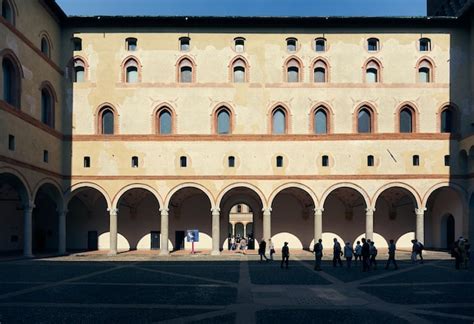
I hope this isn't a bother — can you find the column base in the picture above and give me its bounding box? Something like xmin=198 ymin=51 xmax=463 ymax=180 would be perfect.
xmin=107 ymin=251 xmax=118 ymax=256
xmin=23 ymin=253 xmax=34 ymax=259
xmin=211 ymin=250 xmax=221 ymax=256
xmin=159 ymin=250 xmax=169 ymax=256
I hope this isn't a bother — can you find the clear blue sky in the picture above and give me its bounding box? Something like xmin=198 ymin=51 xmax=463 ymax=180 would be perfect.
xmin=56 ymin=0 xmax=427 ymax=17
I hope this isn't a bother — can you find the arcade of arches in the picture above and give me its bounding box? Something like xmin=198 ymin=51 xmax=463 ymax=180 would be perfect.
xmin=0 ymin=172 xmax=472 ymax=256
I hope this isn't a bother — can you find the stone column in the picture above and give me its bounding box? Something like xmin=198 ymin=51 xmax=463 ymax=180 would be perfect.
xmin=314 ymin=208 xmax=323 ymax=245
xmin=58 ymin=209 xmax=67 ymax=255
xmin=160 ymin=208 xmax=169 ymax=255
xmin=262 ymin=208 xmax=271 ymax=251
xmin=365 ymin=208 xmax=375 ymax=241
xmin=108 ymin=208 xmax=118 ymax=256
xmin=211 ymin=207 xmax=220 ymax=255
xmin=243 ymin=222 xmax=247 ymax=238
xmin=23 ymin=203 xmax=34 ymax=258
xmin=231 ymin=222 xmax=235 ymax=236
xmin=415 ymin=208 xmax=426 ymax=243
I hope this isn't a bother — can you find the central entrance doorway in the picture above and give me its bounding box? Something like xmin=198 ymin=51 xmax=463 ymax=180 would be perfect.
xmin=228 ymin=203 xmax=254 ymax=250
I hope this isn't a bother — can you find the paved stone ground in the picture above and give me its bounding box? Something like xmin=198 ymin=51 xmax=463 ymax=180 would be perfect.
xmin=0 ymin=252 xmax=472 ymax=323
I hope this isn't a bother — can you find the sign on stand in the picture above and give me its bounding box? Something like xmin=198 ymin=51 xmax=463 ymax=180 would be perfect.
xmin=186 ymin=230 xmax=199 ymax=254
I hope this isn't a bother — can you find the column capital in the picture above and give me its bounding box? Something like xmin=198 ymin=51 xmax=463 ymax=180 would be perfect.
xmin=415 ymin=208 xmax=427 ymax=215
xmin=262 ymin=207 xmax=272 ymax=215
xmin=211 ymin=207 xmax=220 ymax=215
xmin=107 ymin=208 xmax=119 ymax=216
xmin=314 ymin=207 xmax=324 ymax=214
xmin=160 ymin=208 xmax=169 ymax=215
xmin=57 ymin=208 xmax=68 ymax=215
xmin=365 ymin=207 xmax=375 ymax=214
xmin=23 ymin=203 xmax=35 ymax=212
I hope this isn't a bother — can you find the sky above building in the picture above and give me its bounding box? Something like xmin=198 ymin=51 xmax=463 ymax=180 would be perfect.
xmin=56 ymin=0 xmax=427 ymax=17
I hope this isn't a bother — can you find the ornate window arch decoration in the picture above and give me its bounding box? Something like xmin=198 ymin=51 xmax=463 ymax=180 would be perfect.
xmin=39 ymin=31 xmax=53 ymax=59
xmin=176 ymin=55 xmax=196 ymax=83
xmin=416 ymin=56 xmax=435 ymax=83
xmin=228 ymin=55 xmax=249 ymax=83
xmin=311 ymin=57 xmax=330 ymax=83
xmin=152 ymin=104 xmax=176 ymax=135
xmin=120 ymin=56 xmax=142 ymax=83
xmin=39 ymin=81 xmax=57 ymax=128
xmin=362 ymin=57 xmax=383 ymax=83
xmin=394 ymin=102 xmax=420 ymax=133
xmin=1 ymin=48 xmax=23 ymax=109
xmin=95 ymin=103 xmax=119 ymax=135
xmin=309 ymin=103 xmax=334 ymax=134
xmin=283 ymin=56 xmax=303 ymax=83
xmin=437 ymin=102 xmax=459 ymax=134
xmin=69 ymin=55 xmax=89 ymax=82
xmin=353 ymin=102 xmax=378 ymax=134
xmin=1 ymin=0 xmax=18 ymax=26
xmin=212 ymin=103 xmax=235 ymax=135
xmin=268 ymin=103 xmax=291 ymax=134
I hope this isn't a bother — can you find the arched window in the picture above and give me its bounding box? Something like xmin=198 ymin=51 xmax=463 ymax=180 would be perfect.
xmin=232 ymin=59 xmax=247 ymax=83
xmin=315 ymin=38 xmax=326 ymax=52
xmin=286 ymin=59 xmax=300 ymax=83
xmin=272 ymin=108 xmax=287 ymax=134
xmin=216 ymin=108 xmax=231 ymax=134
xmin=124 ymin=59 xmax=139 ymax=83
xmin=286 ymin=38 xmax=297 ymax=52
xmin=367 ymin=38 xmax=380 ymax=52
xmin=440 ymin=106 xmax=455 ymax=133
xmin=228 ymin=156 xmax=235 ymax=167
xmin=179 ymin=37 xmax=190 ymax=51
xmin=178 ymin=58 xmax=194 ymax=83
xmin=365 ymin=60 xmax=380 ymax=83
xmin=399 ymin=107 xmax=414 ymax=133
xmin=313 ymin=60 xmax=327 ymax=83
xmin=314 ymin=108 xmax=328 ymax=134
xmin=180 ymin=156 xmax=187 ymax=167
xmin=131 ymin=156 xmax=139 ymax=168
xmin=2 ymin=56 xmax=21 ymax=108
xmin=99 ymin=107 xmax=115 ymax=135
xmin=367 ymin=155 xmax=375 ymax=166
xmin=234 ymin=37 xmax=245 ymax=52
xmin=418 ymin=59 xmax=433 ymax=83
xmin=41 ymin=88 xmax=54 ymax=128
xmin=419 ymin=38 xmax=431 ymax=51
xmin=413 ymin=155 xmax=420 ymax=166
xmin=41 ymin=37 xmax=50 ymax=58
xmin=73 ymin=58 xmax=86 ymax=82
xmin=2 ymin=0 xmax=14 ymax=25
xmin=276 ymin=156 xmax=284 ymax=167
xmin=157 ymin=109 xmax=172 ymax=134
xmin=322 ymin=155 xmax=329 ymax=167
xmin=357 ymin=107 xmax=373 ymax=133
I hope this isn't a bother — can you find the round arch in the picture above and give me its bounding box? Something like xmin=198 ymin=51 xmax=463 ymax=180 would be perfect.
xmin=65 ymin=182 xmax=112 ymax=210
xmin=0 ymin=168 xmax=32 ymax=203
xmin=112 ymin=183 xmax=164 ymax=210
xmin=320 ymin=182 xmax=371 ymax=208
xmin=216 ymin=182 xmax=267 ymax=208
xmin=268 ymin=183 xmax=319 ymax=208
xmin=421 ymin=182 xmax=468 ymax=208
xmin=165 ymin=182 xmax=215 ymax=208
xmin=372 ymin=182 xmax=422 ymax=210
xmin=32 ymin=178 xmax=64 ymax=211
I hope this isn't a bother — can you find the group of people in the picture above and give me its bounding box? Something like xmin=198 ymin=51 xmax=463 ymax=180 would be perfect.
xmin=228 ymin=234 xmax=256 ymax=253
xmin=452 ymin=236 xmax=471 ymax=270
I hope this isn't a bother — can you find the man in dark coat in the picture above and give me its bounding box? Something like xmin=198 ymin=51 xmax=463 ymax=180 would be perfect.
xmin=333 ymin=238 xmax=343 ymax=267
xmin=313 ymin=239 xmax=323 ymax=271
xmin=361 ymin=238 xmax=370 ymax=272
xmin=385 ymin=239 xmax=398 ymax=270
xmin=281 ymin=242 xmax=289 ymax=269
xmin=259 ymin=239 xmax=268 ymax=262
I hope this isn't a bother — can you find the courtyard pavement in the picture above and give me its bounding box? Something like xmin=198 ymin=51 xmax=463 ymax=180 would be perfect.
xmin=0 ymin=251 xmax=472 ymax=323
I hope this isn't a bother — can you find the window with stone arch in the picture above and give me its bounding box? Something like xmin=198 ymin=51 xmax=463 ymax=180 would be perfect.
xmin=364 ymin=59 xmax=381 ymax=83
xmin=285 ymin=58 xmax=301 ymax=83
xmin=177 ymin=57 xmax=195 ymax=83
xmin=40 ymin=84 xmax=55 ymax=128
xmin=155 ymin=107 xmax=173 ymax=135
xmin=98 ymin=105 xmax=116 ymax=135
xmin=2 ymin=0 xmax=15 ymax=25
xmin=440 ymin=105 xmax=456 ymax=133
xmin=122 ymin=57 xmax=140 ymax=83
xmin=1 ymin=51 xmax=22 ymax=108
xmin=230 ymin=57 xmax=248 ymax=83
xmin=215 ymin=106 xmax=232 ymax=135
xmin=40 ymin=36 xmax=51 ymax=58
xmin=72 ymin=57 xmax=87 ymax=82
xmin=312 ymin=59 xmax=328 ymax=83
xmin=271 ymin=106 xmax=288 ymax=134
xmin=417 ymin=58 xmax=434 ymax=83
xmin=398 ymin=105 xmax=416 ymax=133
xmin=356 ymin=106 xmax=375 ymax=133
xmin=312 ymin=106 xmax=330 ymax=134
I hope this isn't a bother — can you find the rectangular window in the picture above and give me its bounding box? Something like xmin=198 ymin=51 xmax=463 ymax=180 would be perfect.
xmin=180 ymin=156 xmax=187 ymax=167
xmin=73 ymin=38 xmax=82 ymax=51
xmin=322 ymin=155 xmax=329 ymax=167
xmin=228 ymin=156 xmax=235 ymax=167
xmin=444 ymin=155 xmax=450 ymax=166
xmin=131 ymin=156 xmax=139 ymax=168
xmin=367 ymin=155 xmax=374 ymax=167
xmin=180 ymin=38 xmax=190 ymax=51
xmin=8 ymin=135 xmax=15 ymax=151
xmin=43 ymin=150 xmax=49 ymax=163
xmin=412 ymin=155 xmax=420 ymax=166
xmin=127 ymin=38 xmax=137 ymax=51
xmin=276 ymin=156 xmax=283 ymax=167
xmin=84 ymin=156 xmax=91 ymax=168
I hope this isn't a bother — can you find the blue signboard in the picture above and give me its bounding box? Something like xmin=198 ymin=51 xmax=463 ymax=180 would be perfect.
xmin=186 ymin=229 xmax=199 ymax=242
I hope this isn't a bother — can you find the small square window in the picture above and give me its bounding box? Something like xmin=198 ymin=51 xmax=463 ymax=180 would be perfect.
xmin=126 ymin=38 xmax=137 ymax=51
xmin=235 ymin=38 xmax=245 ymax=52
xmin=8 ymin=135 xmax=15 ymax=151
xmin=228 ymin=156 xmax=235 ymax=167
xmin=315 ymin=38 xmax=326 ymax=52
xmin=180 ymin=156 xmax=187 ymax=167
xmin=322 ymin=155 xmax=329 ymax=167
xmin=287 ymin=38 xmax=297 ymax=52
xmin=367 ymin=155 xmax=374 ymax=167
xmin=180 ymin=37 xmax=190 ymax=51
xmin=367 ymin=38 xmax=379 ymax=52
xmin=276 ymin=156 xmax=283 ymax=167
xmin=84 ymin=156 xmax=91 ymax=168
xmin=444 ymin=155 xmax=450 ymax=166
xmin=131 ymin=156 xmax=139 ymax=168
xmin=73 ymin=37 xmax=82 ymax=51
xmin=412 ymin=155 xmax=420 ymax=166
xmin=43 ymin=150 xmax=49 ymax=163
xmin=419 ymin=38 xmax=431 ymax=51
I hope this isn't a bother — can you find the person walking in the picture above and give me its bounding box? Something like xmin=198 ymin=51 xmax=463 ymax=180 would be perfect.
xmin=369 ymin=241 xmax=378 ymax=270
xmin=258 ymin=239 xmax=268 ymax=261
xmin=313 ymin=239 xmax=323 ymax=271
xmin=416 ymin=239 xmax=424 ymax=264
xmin=240 ymin=237 xmax=247 ymax=255
xmin=361 ymin=238 xmax=370 ymax=272
xmin=333 ymin=238 xmax=343 ymax=267
xmin=281 ymin=242 xmax=289 ymax=269
xmin=385 ymin=239 xmax=398 ymax=270
xmin=354 ymin=241 xmax=362 ymax=265
xmin=268 ymin=238 xmax=275 ymax=261
xmin=464 ymin=238 xmax=470 ymax=269
xmin=344 ymin=241 xmax=353 ymax=268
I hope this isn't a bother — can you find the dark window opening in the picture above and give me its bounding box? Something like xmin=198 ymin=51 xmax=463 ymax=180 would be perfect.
xmin=73 ymin=37 xmax=82 ymax=51
xmin=131 ymin=156 xmax=139 ymax=168
xmin=419 ymin=38 xmax=431 ymax=51
xmin=367 ymin=38 xmax=379 ymax=51
xmin=322 ymin=155 xmax=329 ymax=167
xmin=228 ymin=156 xmax=235 ymax=167
xmin=8 ymin=134 xmax=14 ymax=151
xmin=444 ymin=155 xmax=450 ymax=166
xmin=43 ymin=150 xmax=49 ymax=163
xmin=84 ymin=156 xmax=91 ymax=168
xmin=180 ymin=156 xmax=187 ymax=167
xmin=413 ymin=155 xmax=420 ymax=166
xmin=367 ymin=155 xmax=374 ymax=167
xmin=180 ymin=37 xmax=190 ymax=51
xmin=276 ymin=156 xmax=283 ymax=167
xmin=315 ymin=38 xmax=326 ymax=52
xmin=287 ymin=38 xmax=297 ymax=52
xmin=126 ymin=38 xmax=137 ymax=51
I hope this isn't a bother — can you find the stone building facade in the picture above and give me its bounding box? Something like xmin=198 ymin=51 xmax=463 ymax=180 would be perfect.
xmin=0 ymin=0 xmax=473 ymax=256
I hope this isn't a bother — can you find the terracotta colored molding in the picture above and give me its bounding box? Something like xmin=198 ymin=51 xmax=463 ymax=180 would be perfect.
xmin=0 ymin=155 xmax=63 ymax=179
